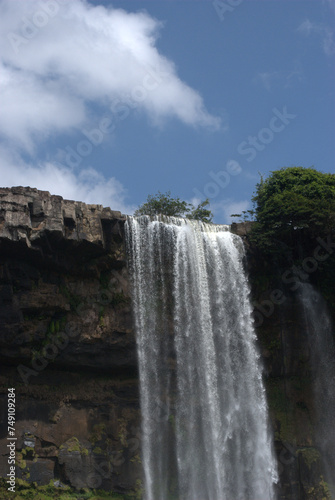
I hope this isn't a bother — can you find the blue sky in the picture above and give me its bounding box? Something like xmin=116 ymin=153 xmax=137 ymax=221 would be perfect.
xmin=0 ymin=0 xmax=334 ymax=222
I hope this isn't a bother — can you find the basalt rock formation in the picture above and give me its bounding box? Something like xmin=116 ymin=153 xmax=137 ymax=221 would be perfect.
xmin=0 ymin=187 xmax=333 ymax=499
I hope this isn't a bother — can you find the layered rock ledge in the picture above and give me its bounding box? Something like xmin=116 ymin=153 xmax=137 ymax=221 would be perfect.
xmin=0 ymin=186 xmax=125 ymax=255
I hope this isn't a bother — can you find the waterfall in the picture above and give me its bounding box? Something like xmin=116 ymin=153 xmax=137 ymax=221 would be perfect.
xmin=299 ymin=283 xmax=335 ymax=495
xmin=125 ymin=216 xmax=278 ymax=500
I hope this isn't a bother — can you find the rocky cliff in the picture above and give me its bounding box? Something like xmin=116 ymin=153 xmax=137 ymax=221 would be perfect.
xmin=0 ymin=187 xmax=141 ymax=497
xmin=245 ymin=233 xmax=335 ymax=500
xmin=0 ymin=187 xmax=333 ymax=499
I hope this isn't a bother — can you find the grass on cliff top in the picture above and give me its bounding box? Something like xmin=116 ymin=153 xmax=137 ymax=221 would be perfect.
xmin=0 ymin=479 xmax=132 ymax=500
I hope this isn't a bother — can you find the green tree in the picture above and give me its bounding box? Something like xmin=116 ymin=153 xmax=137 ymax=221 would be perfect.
xmin=134 ymin=191 xmax=213 ymax=223
xmin=187 ymin=199 xmax=213 ymax=223
xmin=250 ymin=166 xmax=335 ymax=251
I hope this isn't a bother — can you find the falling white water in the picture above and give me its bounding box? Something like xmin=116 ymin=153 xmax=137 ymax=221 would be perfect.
xmin=125 ymin=216 xmax=278 ymax=500
xmin=299 ymin=283 xmax=335 ymax=496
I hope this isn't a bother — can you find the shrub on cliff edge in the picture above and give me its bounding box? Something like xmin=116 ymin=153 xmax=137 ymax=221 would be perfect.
xmin=134 ymin=191 xmax=213 ymax=223
xmin=250 ymin=166 xmax=335 ymax=252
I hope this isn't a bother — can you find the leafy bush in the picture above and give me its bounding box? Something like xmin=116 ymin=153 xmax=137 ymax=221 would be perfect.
xmin=250 ymin=166 xmax=335 ymax=251
xmin=134 ymin=191 xmax=213 ymax=223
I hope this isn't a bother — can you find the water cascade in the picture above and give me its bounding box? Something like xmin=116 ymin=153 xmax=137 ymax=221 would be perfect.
xmin=125 ymin=216 xmax=278 ymax=500
xmin=299 ymin=283 xmax=335 ymax=495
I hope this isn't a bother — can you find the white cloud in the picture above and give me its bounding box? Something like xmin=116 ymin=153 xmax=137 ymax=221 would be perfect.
xmin=297 ymin=19 xmax=314 ymax=36
xmin=189 ymin=196 xmax=202 ymax=208
xmin=297 ymin=19 xmax=335 ymax=56
xmin=211 ymin=199 xmax=250 ymax=224
xmin=0 ymin=0 xmax=220 ymax=211
xmin=0 ymin=146 xmax=136 ymax=214
xmin=0 ymin=0 xmax=220 ymax=154
xmin=0 ymin=63 xmax=86 ymax=153
xmin=254 ymin=63 xmax=303 ymax=92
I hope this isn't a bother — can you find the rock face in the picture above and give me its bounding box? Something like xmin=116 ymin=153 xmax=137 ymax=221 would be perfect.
xmin=0 ymin=187 xmax=333 ymax=499
xmin=0 ymin=187 xmax=141 ymax=496
xmin=247 ymin=240 xmax=335 ymax=500
xmin=0 ymin=186 xmax=135 ymax=371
